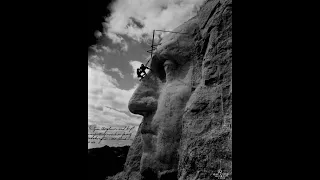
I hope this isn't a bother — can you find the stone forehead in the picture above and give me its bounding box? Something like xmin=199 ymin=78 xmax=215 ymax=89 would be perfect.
xmin=157 ymin=17 xmax=198 ymax=51
xmin=151 ymin=17 xmax=199 ymax=65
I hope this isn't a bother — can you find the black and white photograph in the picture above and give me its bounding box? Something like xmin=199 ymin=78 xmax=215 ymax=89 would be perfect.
xmin=88 ymin=0 xmax=232 ymax=179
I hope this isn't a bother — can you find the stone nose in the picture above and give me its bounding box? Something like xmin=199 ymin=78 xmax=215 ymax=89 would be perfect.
xmin=128 ymin=91 xmax=158 ymax=116
xmin=128 ymin=74 xmax=159 ymax=116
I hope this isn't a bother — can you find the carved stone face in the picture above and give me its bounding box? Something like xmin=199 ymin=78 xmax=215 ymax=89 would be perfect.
xmin=128 ymin=18 xmax=199 ymax=179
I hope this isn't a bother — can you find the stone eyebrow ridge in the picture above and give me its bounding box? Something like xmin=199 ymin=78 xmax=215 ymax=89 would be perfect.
xmin=151 ymin=53 xmax=180 ymax=70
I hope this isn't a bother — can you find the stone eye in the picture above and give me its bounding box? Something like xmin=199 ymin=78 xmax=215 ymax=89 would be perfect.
xmin=163 ymin=60 xmax=176 ymax=73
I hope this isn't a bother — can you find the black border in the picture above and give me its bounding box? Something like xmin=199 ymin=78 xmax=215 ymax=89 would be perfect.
xmin=3 ymin=0 xmax=317 ymax=179
xmin=4 ymin=1 xmax=88 ymax=179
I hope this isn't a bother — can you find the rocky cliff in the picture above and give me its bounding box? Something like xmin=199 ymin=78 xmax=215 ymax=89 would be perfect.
xmin=108 ymin=0 xmax=232 ymax=179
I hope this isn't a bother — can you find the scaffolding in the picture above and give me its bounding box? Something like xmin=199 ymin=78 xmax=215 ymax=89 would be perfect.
xmin=145 ymin=30 xmax=189 ymax=67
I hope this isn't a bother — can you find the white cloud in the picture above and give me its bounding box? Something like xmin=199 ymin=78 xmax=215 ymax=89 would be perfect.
xmin=103 ymin=30 xmax=129 ymax=52
xmin=102 ymin=46 xmax=120 ymax=54
xmin=105 ymin=30 xmax=124 ymax=44
xmin=90 ymin=45 xmax=122 ymax=54
xmin=110 ymin=68 xmax=124 ymax=78
xmin=104 ymin=0 xmax=206 ymax=43
xmin=121 ymin=41 xmax=129 ymax=52
xmin=129 ymin=60 xmax=142 ymax=79
xmin=88 ymin=97 xmax=142 ymax=127
xmin=88 ymin=55 xmax=104 ymax=64
xmin=88 ymin=64 xmax=118 ymax=89
xmin=94 ymin=30 xmax=103 ymax=38
xmin=88 ymin=59 xmax=142 ymax=128
xmin=90 ymin=45 xmax=103 ymax=53
xmin=103 ymin=106 xmax=142 ymax=125
xmin=100 ymin=83 xmax=139 ymax=112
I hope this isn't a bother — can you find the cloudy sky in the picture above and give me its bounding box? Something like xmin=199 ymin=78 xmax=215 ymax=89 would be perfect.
xmin=88 ymin=0 xmax=205 ymax=148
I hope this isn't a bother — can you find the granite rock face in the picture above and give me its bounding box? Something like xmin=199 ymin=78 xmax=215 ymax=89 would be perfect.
xmin=107 ymin=0 xmax=232 ymax=179
xmin=178 ymin=0 xmax=232 ymax=179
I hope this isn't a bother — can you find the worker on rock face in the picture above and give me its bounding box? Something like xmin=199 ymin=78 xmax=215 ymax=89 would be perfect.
xmin=137 ymin=68 xmax=143 ymax=80
xmin=140 ymin=64 xmax=150 ymax=75
xmin=137 ymin=64 xmax=151 ymax=81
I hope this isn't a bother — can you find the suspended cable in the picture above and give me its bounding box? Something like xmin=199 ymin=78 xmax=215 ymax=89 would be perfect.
xmin=145 ymin=30 xmax=189 ymax=67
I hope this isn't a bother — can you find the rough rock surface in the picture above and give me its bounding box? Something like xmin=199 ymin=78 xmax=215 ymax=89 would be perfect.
xmin=107 ymin=0 xmax=232 ymax=179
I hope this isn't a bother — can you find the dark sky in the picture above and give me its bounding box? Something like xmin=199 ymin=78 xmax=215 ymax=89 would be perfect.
xmin=88 ymin=0 xmax=115 ymax=50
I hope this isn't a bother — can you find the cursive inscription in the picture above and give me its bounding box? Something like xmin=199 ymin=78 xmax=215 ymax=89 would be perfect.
xmin=88 ymin=125 xmax=136 ymax=144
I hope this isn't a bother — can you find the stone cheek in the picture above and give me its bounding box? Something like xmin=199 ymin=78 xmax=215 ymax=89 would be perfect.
xmin=152 ymin=81 xmax=192 ymax=167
